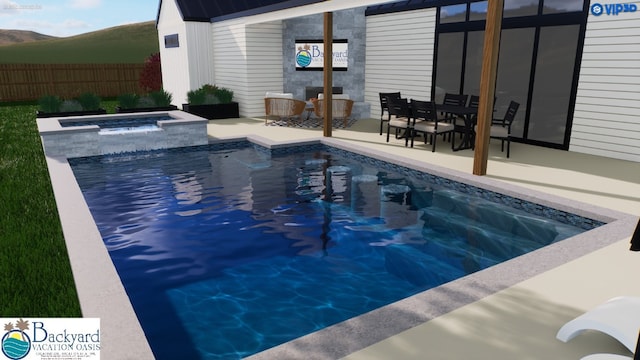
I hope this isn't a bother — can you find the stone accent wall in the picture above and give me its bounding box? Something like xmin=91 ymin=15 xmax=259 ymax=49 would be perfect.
xmin=282 ymin=7 xmax=370 ymax=120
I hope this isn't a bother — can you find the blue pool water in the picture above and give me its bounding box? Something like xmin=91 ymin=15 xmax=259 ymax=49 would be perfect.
xmin=69 ymin=142 xmax=600 ymax=359
xmin=61 ymin=115 xmax=172 ymax=132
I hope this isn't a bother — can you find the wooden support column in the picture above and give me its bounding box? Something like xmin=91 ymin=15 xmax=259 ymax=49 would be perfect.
xmin=473 ymin=0 xmax=504 ymax=175
xmin=323 ymin=12 xmax=333 ymax=137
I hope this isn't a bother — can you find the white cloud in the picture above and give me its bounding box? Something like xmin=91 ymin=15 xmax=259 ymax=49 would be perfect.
xmin=68 ymin=0 xmax=101 ymax=9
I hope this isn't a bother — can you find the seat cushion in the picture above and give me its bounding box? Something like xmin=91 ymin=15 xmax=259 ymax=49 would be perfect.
xmin=318 ymin=93 xmax=350 ymax=100
xmin=414 ymin=121 xmax=454 ymax=133
xmin=265 ymin=92 xmax=293 ymax=99
xmin=489 ymin=125 xmax=509 ymax=138
xmin=389 ymin=118 xmax=410 ymax=127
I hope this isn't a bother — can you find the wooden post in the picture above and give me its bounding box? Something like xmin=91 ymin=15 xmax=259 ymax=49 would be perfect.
xmin=323 ymin=12 xmax=333 ymax=137
xmin=473 ymin=0 xmax=504 ymax=176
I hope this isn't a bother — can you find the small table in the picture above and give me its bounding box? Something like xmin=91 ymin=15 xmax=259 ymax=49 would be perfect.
xmin=436 ymin=104 xmax=478 ymax=151
xmin=305 ymin=101 xmax=315 ymax=120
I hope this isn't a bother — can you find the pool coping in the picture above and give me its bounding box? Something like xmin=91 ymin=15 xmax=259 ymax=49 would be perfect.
xmin=44 ymin=135 xmax=637 ymax=360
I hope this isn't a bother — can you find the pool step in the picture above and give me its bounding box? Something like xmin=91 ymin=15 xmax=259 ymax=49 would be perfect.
xmin=429 ymin=189 xmax=562 ymax=243
xmin=419 ymin=205 xmax=546 ymax=261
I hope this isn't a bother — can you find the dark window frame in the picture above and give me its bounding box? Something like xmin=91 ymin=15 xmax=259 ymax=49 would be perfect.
xmin=431 ymin=0 xmax=589 ymax=150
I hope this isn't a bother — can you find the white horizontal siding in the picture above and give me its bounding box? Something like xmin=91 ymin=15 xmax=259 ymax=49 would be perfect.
xmin=570 ymin=0 xmax=640 ymax=162
xmin=365 ymin=8 xmax=437 ymax=123
xmin=210 ymin=20 xmax=284 ymax=118
xmin=212 ymin=22 xmax=249 ymax=116
xmin=245 ymin=22 xmax=284 ymax=117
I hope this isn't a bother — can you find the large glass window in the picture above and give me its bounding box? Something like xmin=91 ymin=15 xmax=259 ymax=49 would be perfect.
xmin=434 ymin=33 xmax=464 ymax=103
xmin=469 ymin=1 xmax=488 ymax=21
xmin=440 ymin=4 xmax=467 ymax=23
xmin=543 ymin=0 xmax=584 ymax=14
xmin=434 ymin=1 xmax=586 ymax=149
xmin=495 ymin=28 xmax=535 ymax=139
xmin=528 ymin=25 xmax=580 ymax=144
xmin=462 ymin=31 xmax=484 ymax=97
xmin=503 ymin=0 xmax=539 ymax=17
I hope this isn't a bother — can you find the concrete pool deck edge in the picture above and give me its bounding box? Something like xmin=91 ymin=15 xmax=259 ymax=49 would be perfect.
xmin=44 ymin=134 xmax=636 ymax=360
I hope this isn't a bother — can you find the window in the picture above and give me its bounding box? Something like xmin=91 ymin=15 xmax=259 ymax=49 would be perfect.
xmin=434 ymin=33 xmax=464 ymax=103
xmin=462 ymin=31 xmax=484 ymax=97
xmin=495 ymin=28 xmax=535 ymax=139
xmin=503 ymin=0 xmax=539 ymax=17
xmin=440 ymin=4 xmax=467 ymax=23
xmin=469 ymin=1 xmax=488 ymax=21
xmin=543 ymin=0 xmax=584 ymax=14
xmin=528 ymin=25 xmax=580 ymax=144
xmin=434 ymin=0 xmax=587 ymax=149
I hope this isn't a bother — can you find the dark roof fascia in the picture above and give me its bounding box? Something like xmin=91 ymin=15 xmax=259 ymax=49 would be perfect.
xmin=210 ymin=0 xmax=325 ymax=23
xmin=365 ymin=0 xmax=466 ymax=16
xmin=182 ymin=17 xmax=214 ymax=22
xmin=157 ymin=0 xmax=201 ymax=26
xmin=155 ymin=0 xmax=162 ymax=27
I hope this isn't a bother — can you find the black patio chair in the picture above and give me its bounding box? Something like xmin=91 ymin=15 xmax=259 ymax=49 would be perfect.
xmin=483 ymin=100 xmax=520 ymax=158
xmin=409 ymin=99 xmax=455 ymax=152
xmin=386 ymin=97 xmax=412 ymax=146
xmin=379 ymin=92 xmax=401 ymax=135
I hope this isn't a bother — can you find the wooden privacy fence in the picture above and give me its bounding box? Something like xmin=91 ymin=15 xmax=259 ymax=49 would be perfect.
xmin=0 ymin=63 xmax=145 ymax=102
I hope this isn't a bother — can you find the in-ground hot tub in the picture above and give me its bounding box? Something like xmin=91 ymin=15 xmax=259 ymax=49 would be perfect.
xmin=37 ymin=110 xmax=209 ymax=158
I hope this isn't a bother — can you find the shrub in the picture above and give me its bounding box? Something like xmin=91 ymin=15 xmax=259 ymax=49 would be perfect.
xmin=186 ymin=88 xmax=207 ymax=105
xmin=137 ymin=96 xmax=156 ymax=108
xmin=117 ymin=93 xmax=139 ymax=109
xmin=186 ymin=84 xmax=233 ymax=105
xmin=149 ymin=90 xmax=173 ymax=107
xmin=75 ymin=92 xmax=101 ymax=111
xmin=37 ymin=95 xmax=63 ymax=113
xmin=214 ymin=87 xmax=234 ymax=104
xmin=59 ymin=100 xmax=83 ymax=112
xmin=139 ymin=52 xmax=162 ymax=93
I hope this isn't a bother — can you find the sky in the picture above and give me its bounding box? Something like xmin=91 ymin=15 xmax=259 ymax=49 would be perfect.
xmin=0 ymin=0 xmax=159 ymax=37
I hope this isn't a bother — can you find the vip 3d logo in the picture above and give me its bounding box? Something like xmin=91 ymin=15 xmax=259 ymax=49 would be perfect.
xmin=591 ymin=2 xmax=638 ymax=16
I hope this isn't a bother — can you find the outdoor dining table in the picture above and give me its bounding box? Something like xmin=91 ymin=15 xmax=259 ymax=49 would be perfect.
xmin=435 ymin=104 xmax=478 ymax=151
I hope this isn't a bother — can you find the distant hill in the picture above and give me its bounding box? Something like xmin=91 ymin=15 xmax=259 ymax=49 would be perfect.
xmin=0 ymin=30 xmax=57 ymax=45
xmin=0 ymin=21 xmax=159 ymax=64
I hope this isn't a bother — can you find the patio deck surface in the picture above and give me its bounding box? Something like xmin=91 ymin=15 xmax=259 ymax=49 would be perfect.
xmin=207 ymin=116 xmax=640 ymax=360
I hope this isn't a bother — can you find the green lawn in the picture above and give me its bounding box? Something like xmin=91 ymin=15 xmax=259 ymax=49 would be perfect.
xmin=0 ymin=101 xmax=116 ymax=316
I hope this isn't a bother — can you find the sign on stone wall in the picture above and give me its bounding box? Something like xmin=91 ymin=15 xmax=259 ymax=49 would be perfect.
xmin=295 ymin=39 xmax=348 ymax=70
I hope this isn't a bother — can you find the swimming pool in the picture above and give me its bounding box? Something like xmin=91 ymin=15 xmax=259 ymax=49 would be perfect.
xmin=69 ymin=141 xmax=602 ymax=359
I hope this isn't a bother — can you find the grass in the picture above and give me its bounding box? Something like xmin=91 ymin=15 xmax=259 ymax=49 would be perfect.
xmin=0 ymin=101 xmax=115 ymax=316
xmin=0 ymin=22 xmax=159 ymax=64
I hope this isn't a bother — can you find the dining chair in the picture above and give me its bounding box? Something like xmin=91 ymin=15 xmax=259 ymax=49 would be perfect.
xmin=409 ymin=99 xmax=455 ymax=152
xmin=379 ymin=92 xmax=402 ymax=135
xmin=439 ymin=93 xmax=468 ymax=121
xmin=478 ymin=100 xmax=520 ymax=158
xmin=386 ymin=97 xmax=412 ymax=146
